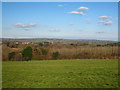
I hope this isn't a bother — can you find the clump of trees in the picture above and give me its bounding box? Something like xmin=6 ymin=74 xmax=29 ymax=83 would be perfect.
xmin=39 ymin=43 xmax=43 ymax=47
xmin=2 ymin=41 xmax=120 ymax=61
xmin=5 ymin=46 xmax=51 ymax=61
xmin=8 ymin=52 xmax=15 ymax=60
xmin=22 ymin=46 xmax=32 ymax=61
xmin=96 ymin=42 xmax=120 ymax=47
xmin=52 ymin=52 xmax=59 ymax=60
xmin=40 ymin=48 xmax=48 ymax=56
xmin=40 ymin=47 xmax=49 ymax=60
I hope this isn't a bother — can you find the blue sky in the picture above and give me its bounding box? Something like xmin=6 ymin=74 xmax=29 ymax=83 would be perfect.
xmin=2 ymin=2 xmax=118 ymax=40
xmin=2 ymin=0 xmax=120 ymax=2
xmin=0 ymin=2 xmax=2 ymax=39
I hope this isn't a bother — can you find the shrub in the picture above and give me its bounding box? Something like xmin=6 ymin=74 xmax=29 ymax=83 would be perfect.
xmin=52 ymin=52 xmax=59 ymax=60
xmin=39 ymin=43 xmax=43 ymax=47
xmin=8 ymin=52 xmax=16 ymax=60
xmin=22 ymin=46 xmax=32 ymax=61
xmin=40 ymin=48 xmax=48 ymax=56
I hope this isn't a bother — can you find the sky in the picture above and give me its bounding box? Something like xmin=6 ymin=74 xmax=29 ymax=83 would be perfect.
xmin=2 ymin=2 xmax=118 ymax=41
xmin=0 ymin=2 xmax=2 ymax=39
xmin=1 ymin=0 xmax=120 ymax=2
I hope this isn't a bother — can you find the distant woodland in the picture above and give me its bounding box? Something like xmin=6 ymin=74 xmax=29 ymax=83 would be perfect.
xmin=1 ymin=38 xmax=120 ymax=61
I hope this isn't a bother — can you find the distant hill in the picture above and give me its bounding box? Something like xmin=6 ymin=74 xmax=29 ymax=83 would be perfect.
xmin=1 ymin=38 xmax=118 ymax=45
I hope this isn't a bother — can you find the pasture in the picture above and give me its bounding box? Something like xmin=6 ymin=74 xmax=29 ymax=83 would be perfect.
xmin=2 ymin=59 xmax=118 ymax=88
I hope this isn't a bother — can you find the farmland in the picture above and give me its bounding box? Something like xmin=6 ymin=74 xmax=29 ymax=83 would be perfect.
xmin=2 ymin=59 xmax=118 ymax=88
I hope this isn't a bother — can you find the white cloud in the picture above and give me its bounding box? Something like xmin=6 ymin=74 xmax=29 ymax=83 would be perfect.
xmin=77 ymin=7 xmax=89 ymax=11
xmin=98 ymin=16 xmax=112 ymax=25
xmin=69 ymin=11 xmax=84 ymax=15
xmin=15 ymin=23 xmax=37 ymax=28
xmin=58 ymin=5 xmax=64 ymax=7
xmin=69 ymin=6 xmax=88 ymax=15
xmin=99 ymin=20 xmax=112 ymax=25
xmin=99 ymin=16 xmax=109 ymax=19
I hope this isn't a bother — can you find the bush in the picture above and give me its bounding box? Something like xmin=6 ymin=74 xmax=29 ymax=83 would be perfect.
xmin=8 ymin=52 xmax=16 ymax=60
xmin=39 ymin=43 xmax=43 ymax=47
xmin=52 ymin=52 xmax=59 ymax=60
xmin=22 ymin=46 xmax=32 ymax=61
xmin=40 ymin=48 xmax=48 ymax=56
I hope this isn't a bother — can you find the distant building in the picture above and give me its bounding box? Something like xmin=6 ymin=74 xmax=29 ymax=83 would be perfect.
xmin=22 ymin=42 xmax=30 ymax=45
xmin=43 ymin=42 xmax=49 ymax=46
xmin=15 ymin=42 xmax=19 ymax=45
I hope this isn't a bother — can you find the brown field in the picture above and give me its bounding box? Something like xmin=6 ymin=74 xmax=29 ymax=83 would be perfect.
xmin=2 ymin=41 xmax=119 ymax=61
xmin=49 ymin=46 xmax=118 ymax=59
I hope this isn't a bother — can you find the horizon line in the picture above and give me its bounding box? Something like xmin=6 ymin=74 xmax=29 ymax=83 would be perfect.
xmin=1 ymin=37 xmax=118 ymax=42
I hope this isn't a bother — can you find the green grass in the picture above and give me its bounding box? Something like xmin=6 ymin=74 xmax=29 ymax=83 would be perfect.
xmin=2 ymin=59 xmax=118 ymax=88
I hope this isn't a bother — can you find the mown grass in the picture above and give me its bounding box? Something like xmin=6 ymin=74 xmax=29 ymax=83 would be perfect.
xmin=2 ymin=59 xmax=118 ymax=88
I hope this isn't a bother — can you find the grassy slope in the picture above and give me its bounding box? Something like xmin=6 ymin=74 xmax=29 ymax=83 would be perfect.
xmin=2 ymin=59 xmax=118 ymax=88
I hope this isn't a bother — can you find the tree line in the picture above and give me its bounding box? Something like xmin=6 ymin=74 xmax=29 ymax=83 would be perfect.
xmin=8 ymin=46 xmax=60 ymax=61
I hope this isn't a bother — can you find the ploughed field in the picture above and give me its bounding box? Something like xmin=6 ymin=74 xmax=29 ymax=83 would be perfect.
xmin=2 ymin=59 xmax=118 ymax=88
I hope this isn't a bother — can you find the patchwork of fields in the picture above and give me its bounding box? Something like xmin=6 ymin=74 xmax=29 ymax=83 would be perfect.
xmin=2 ymin=59 xmax=118 ymax=88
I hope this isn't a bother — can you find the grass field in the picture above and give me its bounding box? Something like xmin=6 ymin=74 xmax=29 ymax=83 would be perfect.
xmin=2 ymin=59 xmax=118 ymax=88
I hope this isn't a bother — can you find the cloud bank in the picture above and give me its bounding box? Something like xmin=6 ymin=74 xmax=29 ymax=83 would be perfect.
xmin=99 ymin=20 xmax=112 ymax=25
xmin=99 ymin=16 xmax=109 ymax=19
xmin=69 ymin=11 xmax=84 ymax=15
xmin=14 ymin=23 xmax=37 ymax=31
xmin=14 ymin=23 xmax=37 ymax=29
xmin=69 ymin=6 xmax=88 ymax=15
xmin=99 ymin=16 xmax=112 ymax=25
xmin=77 ymin=7 xmax=89 ymax=11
